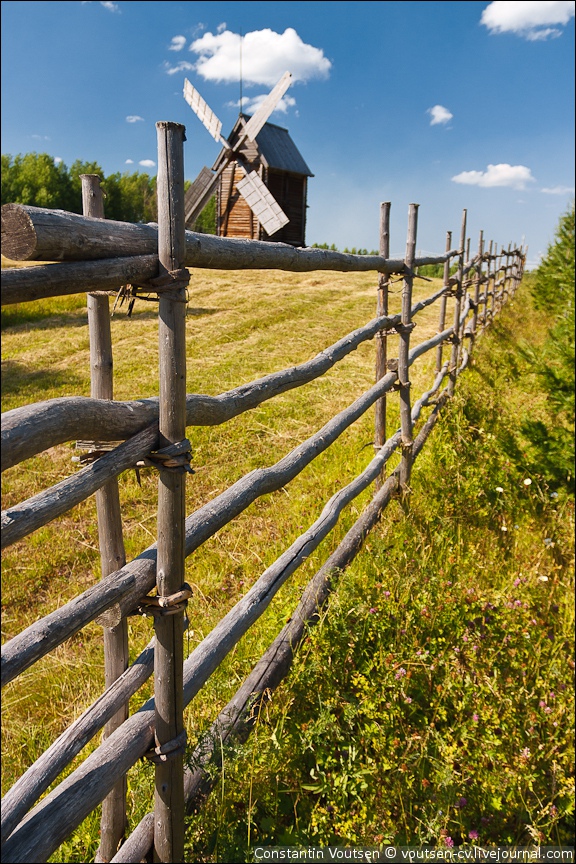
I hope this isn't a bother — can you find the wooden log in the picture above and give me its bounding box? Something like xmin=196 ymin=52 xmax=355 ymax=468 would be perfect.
xmin=1 ymin=201 xmax=458 ymax=274
xmin=5 ymin=299 xmax=442 ymax=472
xmin=435 ymin=231 xmax=452 ymax=374
xmin=0 ymin=639 xmax=154 ymax=846
xmin=1 ymin=423 xmax=159 ymax=549
xmin=448 ymin=210 xmax=468 ymax=397
xmin=471 ymin=230 xmax=484 ymax=337
xmin=398 ymin=204 xmax=418 ymax=494
xmin=0 ymin=560 xmax=145 ymax=687
xmin=152 ymin=120 xmax=187 ymax=864
xmin=0 ymin=254 xmax=159 ymax=305
xmin=374 ymin=202 xmax=391 ymax=490
xmin=81 ymin=173 xmax=129 ymax=864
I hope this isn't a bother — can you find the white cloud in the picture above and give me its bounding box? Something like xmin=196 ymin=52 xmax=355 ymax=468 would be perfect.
xmin=54 ymin=157 xmax=63 ymax=164
xmin=169 ymin=35 xmax=186 ymax=52
xmin=541 ymin=185 xmax=575 ymax=194
xmin=126 ymin=115 xmax=144 ymax=123
xmin=216 ymin=22 xmax=227 ymax=34
xmin=452 ymin=163 xmax=536 ymax=190
xmin=125 ymin=159 xmax=134 ymax=164
xmin=164 ymin=60 xmax=196 ymax=76
xmin=100 ymin=1 xmax=119 ymax=11
xmin=189 ymin=27 xmax=331 ymax=86
xmin=480 ymin=1 xmax=575 ymax=40
xmin=139 ymin=159 xmax=156 ymax=168
xmin=427 ymin=105 xmax=453 ymax=126
xmin=228 ymin=93 xmax=297 ymax=115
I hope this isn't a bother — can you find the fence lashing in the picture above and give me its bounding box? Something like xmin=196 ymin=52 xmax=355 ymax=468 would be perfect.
xmin=1 ymin=170 xmax=526 ymax=863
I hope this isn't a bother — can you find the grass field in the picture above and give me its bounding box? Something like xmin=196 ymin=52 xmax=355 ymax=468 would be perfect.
xmin=1 ymin=259 xmax=573 ymax=862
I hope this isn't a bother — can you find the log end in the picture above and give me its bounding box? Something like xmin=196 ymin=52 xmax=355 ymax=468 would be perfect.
xmin=1 ymin=204 xmax=38 ymax=261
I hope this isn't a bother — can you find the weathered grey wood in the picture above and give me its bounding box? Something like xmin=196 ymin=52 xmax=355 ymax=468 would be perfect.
xmin=0 ymin=560 xmax=146 ymax=687
xmin=81 ymin=173 xmax=130 ymax=864
xmin=448 ymin=210 xmax=468 ymax=397
xmin=398 ymin=204 xmax=418 ymax=494
xmin=1 ymin=201 xmax=457 ymax=274
xmin=2 ymin=304 xmax=417 ymax=472
xmin=374 ymin=202 xmax=391 ymax=489
xmin=1 ymin=254 xmax=159 ymax=305
xmin=0 ymin=639 xmax=154 ymax=846
xmin=1 ymin=423 xmax=159 ymax=549
xmin=153 ymin=120 xmax=187 ymax=864
xmin=110 ymin=813 xmax=154 ymax=863
xmin=435 ymin=231 xmax=453 ymax=374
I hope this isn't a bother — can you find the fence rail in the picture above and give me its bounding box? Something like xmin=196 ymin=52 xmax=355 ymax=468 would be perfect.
xmin=1 ymin=122 xmax=525 ymax=863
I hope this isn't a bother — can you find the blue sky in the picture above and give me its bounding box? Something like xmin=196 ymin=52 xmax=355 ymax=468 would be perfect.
xmin=1 ymin=1 xmax=574 ymax=265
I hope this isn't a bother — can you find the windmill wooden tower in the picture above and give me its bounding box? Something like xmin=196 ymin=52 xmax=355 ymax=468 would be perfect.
xmin=183 ymin=73 xmax=313 ymax=247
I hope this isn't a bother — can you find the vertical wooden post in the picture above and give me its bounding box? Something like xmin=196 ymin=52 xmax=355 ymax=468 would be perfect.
xmin=435 ymin=230 xmax=452 ymax=374
xmin=398 ymin=204 xmax=418 ymax=497
xmin=82 ymin=174 xmax=129 ymax=864
xmin=374 ymin=202 xmax=391 ymax=489
xmin=448 ymin=209 xmax=467 ymax=396
xmin=484 ymin=240 xmax=493 ymax=328
xmin=154 ymin=121 xmax=188 ymax=864
xmin=471 ymin=230 xmax=484 ymax=337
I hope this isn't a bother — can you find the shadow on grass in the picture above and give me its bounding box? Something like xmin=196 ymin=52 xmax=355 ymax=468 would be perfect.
xmin=1 ymin=360 xmax=84 ymax=399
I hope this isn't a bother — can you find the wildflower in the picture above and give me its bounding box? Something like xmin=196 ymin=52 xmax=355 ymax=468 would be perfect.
xmin=472 ymin=645 xmax=479 ymax=651
xmin=395 ymin=667 xmax=407 ymax=679
xmin=538 ymin=575 xmax=549 ymax=582
xmin=457 ymin=797 xmax=468 ymax=808
xmin=469 ymin=830 xmax=479 ymax=841
xmin=514 ymin=577 xmax=522 ymax=587
xmin=384 ymin=590 xmax=391 ymax=598
xmin=369 ymin=608 xmax=377 ymax=614
xmin=472 ymin=714 xmax=480 ymax=722
xmin=501 ymin=525 xmax=508 ymax=532
xmin=550 ymin=492 xmax=558 ymax=499
xmin=404 ymin=697 xmax=413 ymax=704
xmin=539 ymin=700 xmax=547 ymax=708
xmin=520 ymin=748 xmax=531 ymax=760
xmin=496 ymin=487 xmax=504 ymax=493
xmin=523 ymin=478 xmax=532 ymax=486
xmin=444 ymin=837 xmax=455 ymax=848
xmin=544 ymin=538 xmax=554 ymax=547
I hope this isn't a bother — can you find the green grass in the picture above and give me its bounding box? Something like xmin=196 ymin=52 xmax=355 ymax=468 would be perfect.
xmin=1 ymin=265 xmax=573 ymax=861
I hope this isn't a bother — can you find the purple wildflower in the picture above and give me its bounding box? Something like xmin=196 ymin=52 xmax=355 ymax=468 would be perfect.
xmin=469 ymin=830 xmax=479 ymax=841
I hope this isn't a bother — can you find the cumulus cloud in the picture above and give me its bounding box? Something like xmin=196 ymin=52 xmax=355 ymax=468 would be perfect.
xmin=164 ymin=60 xmax=196 ymax=76
xmin=480 ymin=1 xmax=575 ymax=40
xmin=169 ymin=35 xmax=186 ymax=51
xmin=427 ymin=105 xmax=453 ymax=126
xmin=126 ymin=115 xmax=144 ymax=123
xmin=228 ymin=93 xmax=297 ymax=115
xmin=100 ymin=1 xmax=119 ymax=11
xmin=188 ymin=27 xmax=331 ymax=86
xmin=540 ymin=184 xmax=575 ymax=194
xmin=452 ymin=163 xmax=536 ymax=190
xmin=125 ymin=159 xmax=134 ymax=164
xmin=139 ymin=159 xmax=156 ymax=168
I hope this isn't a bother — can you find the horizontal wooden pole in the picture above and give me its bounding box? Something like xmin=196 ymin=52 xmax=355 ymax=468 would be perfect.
xmin=1 ymin=424 xmax=158 ymax=549
xmin=1 ymin=639 xmax=154 ymax=845
xmin=1 ymin=255 xmax=159 ymax=306
xmin=3 ymin=288 xmax=446 ymax=473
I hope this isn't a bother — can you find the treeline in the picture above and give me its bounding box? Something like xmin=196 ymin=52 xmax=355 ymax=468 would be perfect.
xmin=1 ymin=152 xmax=216 ymax=233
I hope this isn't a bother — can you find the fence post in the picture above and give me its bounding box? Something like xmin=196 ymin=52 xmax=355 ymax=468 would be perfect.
xmin=153 ymin=121 xmax=189 ymax=864
xmin=374 ymin=202 xmax=391 ymax=489
xmin=471 ymin=230 xmax=484 ymax=338
xmin=81 ymin=174 xmax=129 ymax=863
xmin=448 ymin=209 xmax=467 ymax=396
xmin=435 ymin=230 xmax=452 ymax=375
xmin=398 ymin=203 xmax=418 ymax=498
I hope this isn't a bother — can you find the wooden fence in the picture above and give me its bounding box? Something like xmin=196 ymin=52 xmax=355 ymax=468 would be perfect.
xmin=0 ymin=121 xmax=526 ymax=863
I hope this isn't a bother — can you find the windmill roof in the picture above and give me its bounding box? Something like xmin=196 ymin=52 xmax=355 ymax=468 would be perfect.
xmin=234 ymin=115 xmax=314 ymax=177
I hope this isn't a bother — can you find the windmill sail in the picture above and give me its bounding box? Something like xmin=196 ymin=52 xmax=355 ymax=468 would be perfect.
xmin=184 ymin=166 xmax=219 ymax=226
xmin=236 ymin=169 xmax=289 ymax=236
xmin=183 ymin=79 xmax=226 ymax=145
xmin=242 ymin=72 xmax=293 ymax=143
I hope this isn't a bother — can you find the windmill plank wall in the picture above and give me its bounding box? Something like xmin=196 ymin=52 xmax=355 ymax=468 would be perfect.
xmin=218 ymin=164 xmax=256 ymax=239
xmin=266 ymin=171 xmax=307 ymax=247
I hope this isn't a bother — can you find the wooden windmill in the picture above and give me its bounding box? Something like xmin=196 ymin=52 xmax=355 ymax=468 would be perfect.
xmin=183 ymin=72 xmax=313 ymax=246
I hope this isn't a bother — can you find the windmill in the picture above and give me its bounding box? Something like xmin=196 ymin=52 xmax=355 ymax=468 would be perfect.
xmin=183 ymin=72 xmax=298 ymax=238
